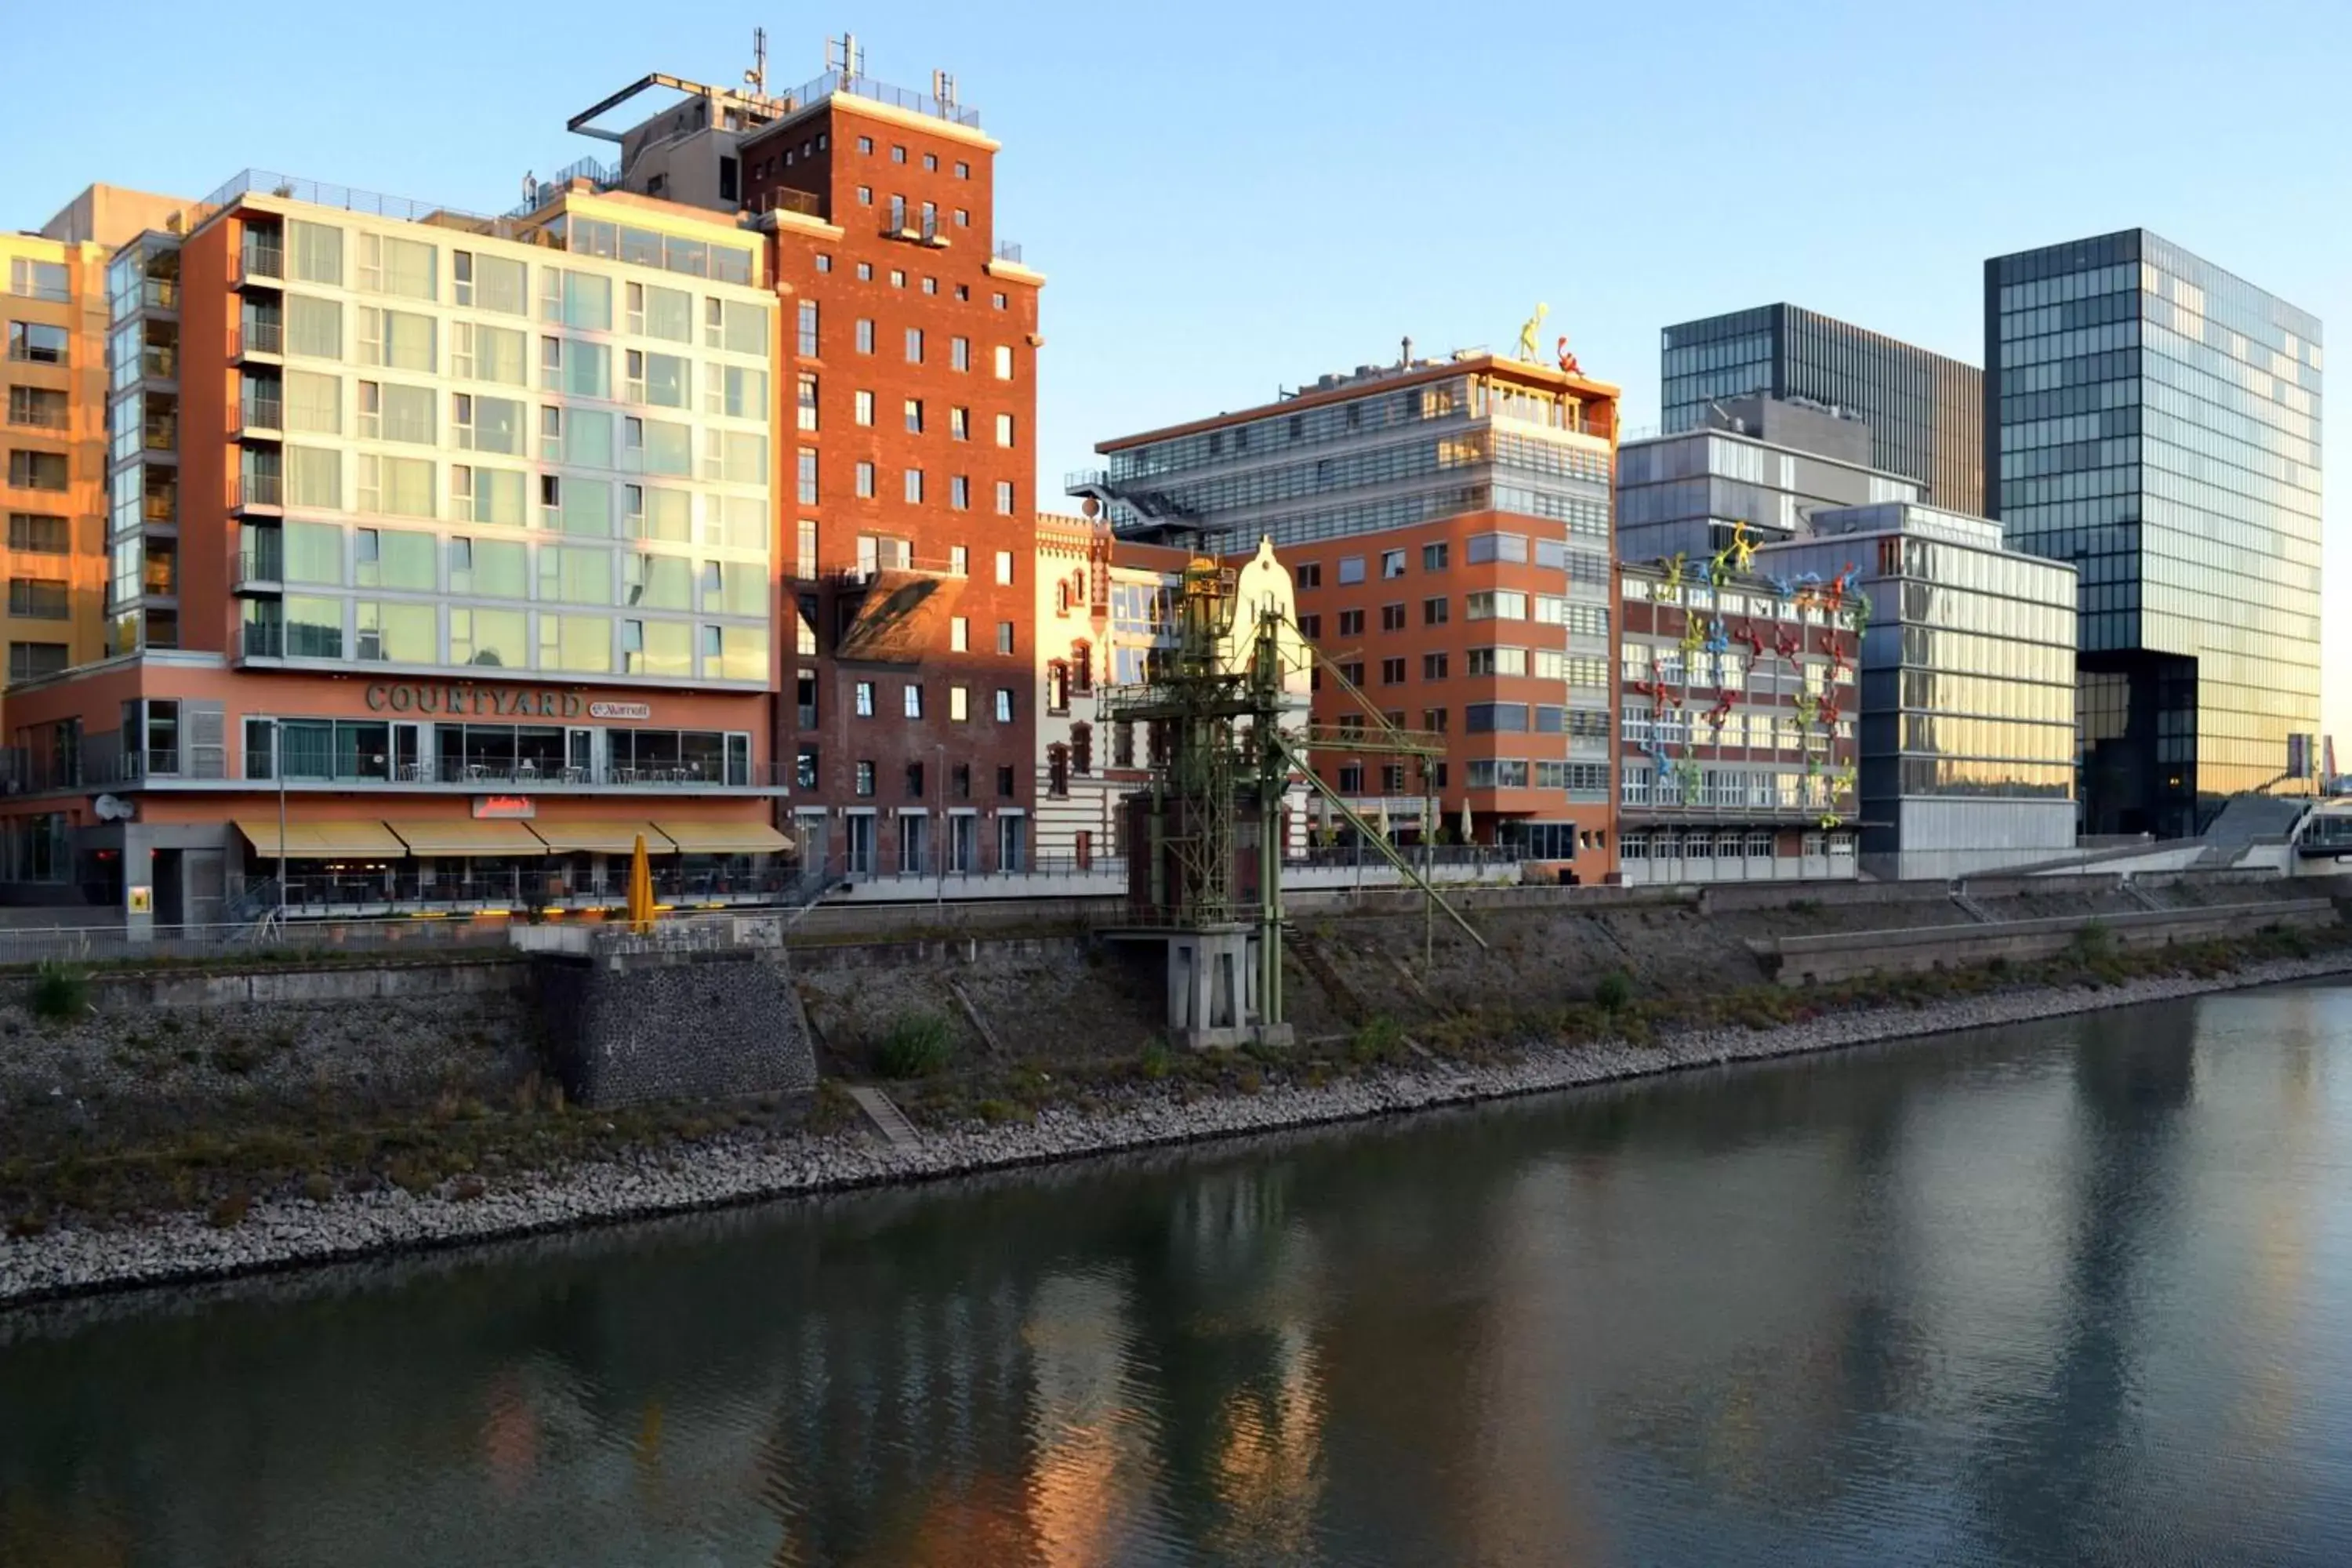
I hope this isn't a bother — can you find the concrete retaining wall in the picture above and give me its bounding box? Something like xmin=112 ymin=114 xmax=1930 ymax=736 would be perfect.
xmin=1759 ymin=901 xmax=2340 ymax=985
xmin=536 ymin=951 xmax=818 ymax=1108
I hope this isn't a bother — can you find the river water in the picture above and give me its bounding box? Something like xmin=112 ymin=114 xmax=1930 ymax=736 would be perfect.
xmin=6 ymin=985 xmax=2352 ymax=1566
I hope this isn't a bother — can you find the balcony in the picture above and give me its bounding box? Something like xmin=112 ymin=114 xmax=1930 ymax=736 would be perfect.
xmin=234 ymin=543 xmax=283 ymax=593
xmin=230 ymin=321 xmax=284 ymax=362
xmin=882 ymin=206 xmax=946 ymax=247
xmin=239 ymin=757 xmax=794 ymax=792
xmin=140 ymin=417 xmax=176 ymax=453
xmin=140 ymin=278 xmax=180 ymax=314
xmin=138 ymin=344 xmax=177 ymax=382
xmin=234 ymin=241 xmax=285 ymax=288
xmin=141 ymin=488 xmax=177 ymax=524
xmin=230 ymin=471 xmax=283 ymax=513
xmin=993 ymin=240 xmax=1025 ymax=265
xmin=238 ymin=394 xmax=284 ymax=438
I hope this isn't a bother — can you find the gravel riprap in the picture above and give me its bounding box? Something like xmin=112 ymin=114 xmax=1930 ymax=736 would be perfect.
xmin=6 ymin=951 xmax=2350 ymax=1308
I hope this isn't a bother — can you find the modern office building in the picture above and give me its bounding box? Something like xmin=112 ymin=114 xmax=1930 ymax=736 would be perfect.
xmin=572 ymin=56 xmax=1048 ymax=878
xmin=0 ymin=172 xmax=793 ymax=924
xmin=2 ymin=230 xmax=114 ymax=695
xmin=1662 ymin=304 xmax=1984 ymax=513
xmin=1615 ymin=557 xmax=1859 ymax=885
xmin=1766 ymin=503 xmax=2078 ymax=880
xmin=1079 ymin=350 xmax=1621 ymax=873
xmin=1617 ymin=394 xmax=1918 ymax=568
xmin=1985 ymin=229 xmax=2323 ymax=837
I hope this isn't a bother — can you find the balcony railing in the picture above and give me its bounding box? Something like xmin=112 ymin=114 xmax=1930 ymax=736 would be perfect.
xmin=266 ymin=869 xmax=795 ymax=917
xmin=240 ymin=395 xmax=284 ymax=433
xmin=241 ymin=621 xmax=284 ymax=659
xmin=234 ymin=545 xmax=282 ymax=588
xmin=754 ymin=187 xmax=823 ymax=220
xmin=993 ymin=240 xmax=1024 ymax=265
xmin=141 ymin=278 xmax=180 ymax=312
xmin=232 ymin=471 xmax=283 ymax=509
xmin=141 ymin=490 xmax=176 ymax=523
xmin=238 ymin=241 xmax=285 ymax=283
xmin=140 ymin=419 xmax=176 ymax=452
xmin=233 ymin=321 xmax=283 ymax=358
xmin=241 ymin=757 xmax=793 ymax=790
xmin=138 ymin=346 xmax=176 ymax=380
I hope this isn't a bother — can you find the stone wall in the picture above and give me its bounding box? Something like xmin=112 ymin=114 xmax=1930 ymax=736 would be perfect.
xmin=0 ymin=958 xmax=544 ymax=1151
xmin=536 ymin=951 xmax=819 ymax=1107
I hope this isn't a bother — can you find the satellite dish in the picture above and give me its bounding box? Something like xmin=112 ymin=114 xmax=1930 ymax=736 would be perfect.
xmin=94 ymin=793 xmax=133 ymax=822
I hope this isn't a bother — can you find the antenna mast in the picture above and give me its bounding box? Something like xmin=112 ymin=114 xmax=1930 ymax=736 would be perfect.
xmin=827 ymin=31 xmax=863 ymax=79
xmin=746 ymin=26 xmax=768 ymax=95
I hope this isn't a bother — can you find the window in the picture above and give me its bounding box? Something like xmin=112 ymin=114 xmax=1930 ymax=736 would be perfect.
xmin=792 ymin=445 xmax=818 ymax=506
xmin=1423 ymin=542 xmax=1449 ymax=571
xmin=8 ymin=513 xmax=67 ymax=553
xmin=8 ymin=641 xmax=67 ymax=681
xmin=1298 ymin=614 xmax=1321 ymax=639
xmin=1422 ymin=652 xmax=1450 ymax=680
xmin=949 ymin=684 xmax=969 ymax=721
xmin=904 ymin=467 xmax=924 ymax=504
xmin=358 ymin=232 xmax=437 ymax=300
xmin=796 ymin=299 xmax=819 ymax=357
xmin=902 ymin=683 xmax=924 ymax=719
xmin=1381 ymin=549 xmax=1406 ymax=579
xmin=948 ymin=545 xmax=969 ymax=576
xmin=1421 ymin=597 xmax=1450 ymax=627
xmin=795 ymin=372 xmax=819 ymax=431
xmin=1381 ymin=603 xmax=1406 ymax=632
xmin=891 ymin=144 xmax=908 ymax=163
xmin=7 ymin=451 xmax=67 ymax=492
xmin=1423 ymin=707 xmax=1450 ymax=733
xmin=855 ymin=760 xmax=876 ymax=797
xmin=996 ymin=621 xmax=1014 ymax=655
xmin=993 ymin=412 xmax=1016 ymax=448
xmin=9 ymin=258 xmax=68 ymax=302
xmin=1338 ymin=609 xmax=1365 ymax=637
xmin=950 ymin=615 xmax=968 ymax=652
xmin=949 ymin=475 xmax=969 ymax=510
xmin=993 ymin=344 xmax=1014 ymax=380
xmin=1296 ymin=563 xmax=1321 ymax=590
xmin=993 ymin=292 xmax=1008 ymax=310
xmin=6 ymin=322 xmax=67 ymax=365
xmin=994 ymin=550 xmax=1014 ymax=586
xmin=956 ymin=160 xmax=971 ymax=179
xmin=951 ymin=337 xmax=970 ymax=372
xmin=1465 ymin=590 xmax=1528 ymax=621
xmin=994 ymin=688 xmax=1014 ymax=722
xmin=796 ymin=746 xmax=819 ymax=790
xmin=949 ymin=406 xmax=970 ymax=441
xmin=855 ymin=681 xmax=875 ymax=717
xmin=905 ymin=327 xmax=924 ymax=363
xmin=855 ymin=461 xmax=876 ymax=498
xmin=854 ymin=390 xmax=875 ymax=427
xmin=7 ymin=578 xmax=68 ymax=619
xmin=994 ymin=481 xmax=1014 ymax=515
xmin=1381 ymin=656 xmax=1406 ymax=685
xmin=905 ymin=397 xmax=924 ymax=433
xmin=857 ymin=136 xmax=874 ymax=154
xmin=1336 ymin=556 xmax=1367 ymax=586
xmin=7 ymin=387 xmax=66 ymax=430
xmin=855 ymin=319 xmax=874 ymax=354
xmin=1338 ymin=764 xmax=1363 ymax=794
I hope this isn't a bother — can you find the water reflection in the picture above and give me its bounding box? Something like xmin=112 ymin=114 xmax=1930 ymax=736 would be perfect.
xmin=6 ymin=987 xmax=2352 ymax=1566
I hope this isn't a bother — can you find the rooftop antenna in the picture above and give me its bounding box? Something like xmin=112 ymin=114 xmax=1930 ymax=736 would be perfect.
xmin=827 ymin=31 xmax=863 ymax=79
xmin=1400 ymin=334 xmax=1413 ymax=365
xmin=933 ymin=70 xmax=958 ymax=106
xmin=746 ymin=26 xmax=768 ymax=96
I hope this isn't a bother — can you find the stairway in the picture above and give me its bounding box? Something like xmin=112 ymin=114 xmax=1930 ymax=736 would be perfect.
xmin=845 ymin=1084 xmax=921 ymax=1149
xmin=1949 ymin=884 xmax=1995 ymax=924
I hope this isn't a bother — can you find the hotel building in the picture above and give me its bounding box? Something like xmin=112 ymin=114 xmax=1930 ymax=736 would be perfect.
xmin=0 ymin=172 xmax=792 ymax=926
xmin=1079 ymin=351 xmax=1620 ymax=876
xmin=568 ymin=56 xmax=1048 ymax=879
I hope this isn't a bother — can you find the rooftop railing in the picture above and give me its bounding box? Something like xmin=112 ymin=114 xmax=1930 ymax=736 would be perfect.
xmin=783 ymin=70 xmax=980 ymax=129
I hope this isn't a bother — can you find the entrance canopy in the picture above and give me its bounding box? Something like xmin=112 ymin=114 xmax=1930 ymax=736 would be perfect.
xmin=235 ymin=819 xmax=408 ymax=858
xmin=385 ymin=819 xmax=546 ymax=857
xmin=653 ymin=821 xmax=794 ymax=855
xmin=528 ymin=821 xmax=675 ymax=855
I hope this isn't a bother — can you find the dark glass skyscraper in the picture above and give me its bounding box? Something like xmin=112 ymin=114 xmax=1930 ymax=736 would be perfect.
xmin=1985 ymin=230 xmax=2323 ymax=837
xmin=1661 ymin=304 xmax=1984 ymax=513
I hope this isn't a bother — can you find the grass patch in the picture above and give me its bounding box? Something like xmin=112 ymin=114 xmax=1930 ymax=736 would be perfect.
xmin=28 ymin=961 xmax=88 ymax=1022
xmin=874 ymin=1011 xmax=955 ymax=1079
xmin=1594 ymin=969 xmax=1634 ymax=1012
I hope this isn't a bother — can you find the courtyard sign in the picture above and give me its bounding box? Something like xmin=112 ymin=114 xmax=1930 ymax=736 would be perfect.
xmin=365 ymin=683 xmax=588 ymax=718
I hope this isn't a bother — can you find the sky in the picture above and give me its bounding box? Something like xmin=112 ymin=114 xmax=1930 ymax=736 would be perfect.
xmin=9 ymin=0 xmax=2346 ymax=740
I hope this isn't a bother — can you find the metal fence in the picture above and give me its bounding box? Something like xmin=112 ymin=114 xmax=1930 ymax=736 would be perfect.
xmin=0 ymin=916 xmax=521 ymax=969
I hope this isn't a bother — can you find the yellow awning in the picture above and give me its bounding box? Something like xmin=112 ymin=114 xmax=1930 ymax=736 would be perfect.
xmin=527 ymin=821 xmax=677 ymax=855
xmin=386 ymin=819 xmax=547 ymax=857
xmin=652 ymin=820 xmax=794 ymax=855
xmin=236 ymin=818 xmax=408 ymax=858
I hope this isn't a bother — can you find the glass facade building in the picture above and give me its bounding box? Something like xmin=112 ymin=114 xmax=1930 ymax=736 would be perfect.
xmin=1662 ymin=304 xmax=1984 ymax=514
xmin=1985 ymin=230 xmax=2322 ymax=837
xmin=1765 ymin=505 xmax=2078 ymax=880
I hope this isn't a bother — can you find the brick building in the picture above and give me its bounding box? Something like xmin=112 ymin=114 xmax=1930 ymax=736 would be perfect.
xmin=578 ymin=55 xmax=1047 ymax=877
xmin=1080 ymin=351 xmax=1620 ymax=878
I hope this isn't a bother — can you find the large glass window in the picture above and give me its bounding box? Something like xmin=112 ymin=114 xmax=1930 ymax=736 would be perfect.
xmin=361 ymin=233 xmax=436 ymax=300
xmin=539 ymin=545 xmax=611 ymax=604
xmin=355 ymin=601 xmax=437 ymax=662
xmin=284 ymin=594 xmax=343 ymax=658
xmin=284 ymin=521 xmax=342 ymax=584
xmin=285 ymin=445 xmax=341 ymax=509
xmin=450 ymin=607 xmax=527 ymax=667
xmin=285 ymin=295 xmax=340 ymax=360
xmin=637 ymin=281 xmax=693 ymax=343
xmin=289 ymin=220 xmax=342 ymax=286
xmin=641 ymin=486 xmax=692 ymax=543
xmin=626 ymin=553 xmax=693 ymax=611
xmin=546 ymin=270 xmax=612 ymax=331
xmin=564 ymin=407 xmax=613 ymax=469
xmin=284 ymin=370 xmax=339 ymax=434
xmin=643 ymin=419 xmax=692 ymax=477
xmin=539 ymin=612 xmax=612 ymax=673
xmin=557 ymin=477 xmax=612 ymax=538
xmin=360 ymin=454 xmax=434 ymax=517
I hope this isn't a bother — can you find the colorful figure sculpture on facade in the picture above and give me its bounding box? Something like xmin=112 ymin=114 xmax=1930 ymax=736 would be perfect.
xmin=1657 ymin=552 xmax=1686 ymax=595
xmin=1555 ymin=334 xmax=1582 ymax=377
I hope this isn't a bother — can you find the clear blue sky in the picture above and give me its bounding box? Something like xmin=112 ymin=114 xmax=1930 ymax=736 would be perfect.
xmin=10 ymin=0 xmax=2345 ymax=741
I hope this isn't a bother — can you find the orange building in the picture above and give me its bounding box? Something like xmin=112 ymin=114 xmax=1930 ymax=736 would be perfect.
xmin=1 ymin=230 xmax=109 ymax=693
xmin=1079 ymin=350 xmax=1621 ymax=881
xmin=0 ymin=173 xmax=791 ymax=927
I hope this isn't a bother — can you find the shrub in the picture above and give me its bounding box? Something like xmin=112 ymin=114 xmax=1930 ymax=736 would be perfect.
xmin=875 ymin=1011 xmax=954 ymax=1079
xmin=1594 ymin=970 xmax=1634 ymax=1012
xmin=975 ymin=1098 xmax=1031 ymax=1125
xmin=2071 ymin=920 xmax=2116 ymax=961
xmin=1138 ymin=1040 xmax=1173 ymax=1080
xmin=1348 ymin=1014 xmax=1406 ymax=1065
xmin=29 ymin=961 xmax=88 ymax=1022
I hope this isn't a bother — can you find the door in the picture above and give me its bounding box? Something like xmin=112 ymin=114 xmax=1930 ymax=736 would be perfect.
xmin=567 ymin=728 xmax=593 ymax=783
xmin=844 ymin=814 xmax=875 ymax=877
xmin=391 ymin=722 xmax=424 ymax=782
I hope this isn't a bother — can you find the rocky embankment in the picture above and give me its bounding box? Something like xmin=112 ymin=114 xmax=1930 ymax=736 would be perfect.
xmin=6 ymin=951 xmax=2351 ymax=1308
